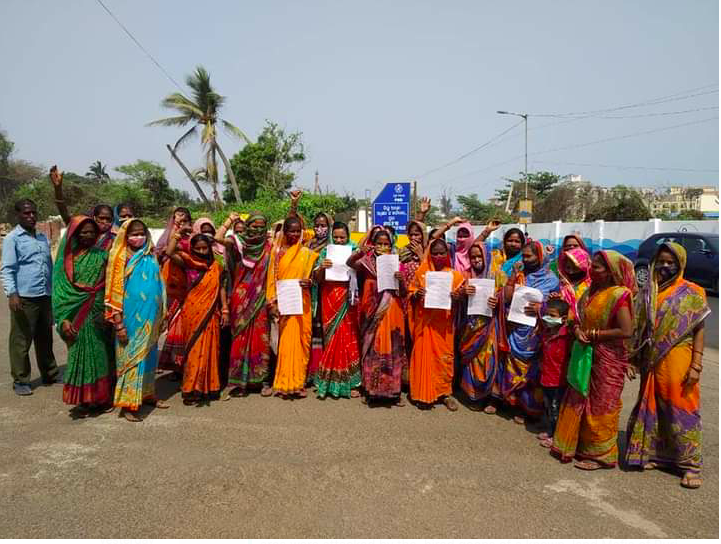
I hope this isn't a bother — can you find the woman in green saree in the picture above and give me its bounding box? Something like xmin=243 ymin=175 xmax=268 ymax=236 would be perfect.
xmin=52 ymin=216 xmax=112 ymax=417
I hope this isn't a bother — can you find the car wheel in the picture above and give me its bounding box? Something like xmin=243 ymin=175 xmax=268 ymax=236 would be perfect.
xmin=635 ymin=265 xmax=649 ymax=287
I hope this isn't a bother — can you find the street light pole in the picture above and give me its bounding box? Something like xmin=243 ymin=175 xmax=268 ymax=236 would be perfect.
xmin=497 ymin=110 xmax=528 ymax=198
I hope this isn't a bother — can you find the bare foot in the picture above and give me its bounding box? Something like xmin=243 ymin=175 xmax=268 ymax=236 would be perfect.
xmin=395 ymin=396 xmax=406 ymax=407
xmin=539 ymin=438 xmax=553 ymax=448
xmin=513 ymin=415 xmax=525 ymax=425
xmin=443 ymin=397 xmax=459 ymax=412
xmin=483 ymin=404 xmax=497 ymax=415
xmin=350 ymin=390 xmax=360 ymax=398
xmin=260 ymin=386 xmax=273 ymax=397
xmin=537 ymin=432 xmax=550 ymax=440
xmin=680 ymin=472 xmax=702 ymax=489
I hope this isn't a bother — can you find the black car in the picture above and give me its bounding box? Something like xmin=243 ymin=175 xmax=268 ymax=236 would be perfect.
xmin=634 ymin=232 xmax=719 ymax=293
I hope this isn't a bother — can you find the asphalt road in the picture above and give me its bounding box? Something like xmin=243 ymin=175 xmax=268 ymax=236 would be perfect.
xmin=0 ymin=292 xmax=718 ymax=539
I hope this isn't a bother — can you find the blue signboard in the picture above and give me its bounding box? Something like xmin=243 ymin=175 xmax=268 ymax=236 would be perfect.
xmin=372 ymin=182 xmax=411 ymax=234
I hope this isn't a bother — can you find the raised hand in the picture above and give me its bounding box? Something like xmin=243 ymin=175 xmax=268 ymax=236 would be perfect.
xmin=49 ymin=165 xmax=63 ymax=187
xmin=449 ymin=216 xmax=464 ymax=226
xmin=486 ymin=220 xmax=501 ymax=232
xmin=290 ymin=190 xmax=303 ymax=206
xmin=419 ymin=196 xmax=431 ymax=214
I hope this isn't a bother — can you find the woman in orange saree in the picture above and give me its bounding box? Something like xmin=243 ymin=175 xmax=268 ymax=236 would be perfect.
xmin=625 ymin=242 xmax=709 ymax=489
xmin=266 ymin=216 xmax=319 ymax=398
xmin=348 ymin=227 xmax=408 ymax=406
xmin=165 ymin=231 xmax=225 ymax=404
xmin=408 ymin=239 xmax=464 ymax=410
xmin=551 ymin=250 xmax=636 ymax=470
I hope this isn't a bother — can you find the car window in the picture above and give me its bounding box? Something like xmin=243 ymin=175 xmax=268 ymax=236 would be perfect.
xmin=707 ymin=236 xmax=719 ymax=253
xmin=682 ymin=236 xmax=707 ymax=254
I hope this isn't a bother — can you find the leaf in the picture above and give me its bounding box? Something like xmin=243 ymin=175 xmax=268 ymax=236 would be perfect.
xmin=221 ymin=119 xmax=251 ymax=143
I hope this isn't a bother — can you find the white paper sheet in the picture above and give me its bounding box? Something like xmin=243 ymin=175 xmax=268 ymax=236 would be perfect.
xmin=376 ymin=254 xmax=400 ymax=292
xmin=325 ymin=244 xmax=353 ymax=282
xmin=467 ymin=278 xmax=496 ymax=317
xmin=423 ymin=271 xmax=454 ymax=310
xmin=277 ymin=279 xmax=304 ymax=316
xmin=508 ymin=285 xmax=544 ymax=327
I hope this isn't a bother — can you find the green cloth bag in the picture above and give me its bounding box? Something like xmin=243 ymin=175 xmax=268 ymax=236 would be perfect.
xmin=566 ymin=340 xmax=593 ymax=397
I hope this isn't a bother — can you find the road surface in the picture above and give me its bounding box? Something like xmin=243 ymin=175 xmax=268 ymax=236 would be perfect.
xmin=0 ymin=292 xmax=717 ymax=538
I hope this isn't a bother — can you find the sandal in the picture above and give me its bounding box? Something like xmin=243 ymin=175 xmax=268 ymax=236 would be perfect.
xmin=643 ymin=462 xmax=657 ymax=471
xmin=539 ymin=438 xmax=553 ymax=448
xmin=70 ymin=405 xmax=91 ymax=419
xmin=574 ymin=459 xmax=606 ymax=471
xmin=680 ymin=472 xmax=702 ymax=489
xmin=443 ymin=397 xmax=459 ymax=412
xmin=121 ymin=409 xmax=142 ymax=422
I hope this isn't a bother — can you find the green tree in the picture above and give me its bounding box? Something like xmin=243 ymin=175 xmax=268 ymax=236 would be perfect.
xmin=148 ymin=66 xmax=249 ymax=206
xmin=675 ymin=209 xmax=706 ymax=220
xmin=439 ymin=188 xmax=454 ymax=217
xmin=584 ymin=185 xmax=651 ymax=221
xmin=86 ymin=160 xmax=110 ymax=181
xmin=115 ymin=160 xmax=192 ymax=216
xmin=456 ymin=193 xmax=515 ymax=223
xmin=223 ymin=121 xmax=306 ymax=202
xmin=0 ymin=130 xmax=44 ymax=222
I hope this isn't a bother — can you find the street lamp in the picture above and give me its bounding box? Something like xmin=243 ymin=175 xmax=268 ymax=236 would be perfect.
xmin=497 ymin=110 xmax=528 ymax=198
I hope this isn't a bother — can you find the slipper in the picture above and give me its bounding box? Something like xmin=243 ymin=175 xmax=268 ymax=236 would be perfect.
xmin=121 ymin=409 xmax=142 ymax=422
xmin=680 ymin=473 xmax=702 ymax=489
xmin=70 ymin=406 xmax=90 ymax=419
xmin=643 ymin=462 xmax=657 ymax=471
xmin=574 ymin=460 xmax=607 ymax=471
xmin=151 ymin=399 xmax=170 ymax=409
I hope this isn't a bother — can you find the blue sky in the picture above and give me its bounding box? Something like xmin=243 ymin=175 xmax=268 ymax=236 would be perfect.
xmin=1 ymin=0 xmax=718 ymax=203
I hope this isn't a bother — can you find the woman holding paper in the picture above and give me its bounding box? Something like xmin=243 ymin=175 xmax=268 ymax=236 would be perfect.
xmin=625 ymin=243 xmax=709 ymax=488
xmin=400 ymin=220 xmax=428 ymax=342
xmin=347 ymin=227 xmax=409 ymax=405
xmin=551 ymin=250 xmax=635 ymax=470
xmin=501 ymin=241 xmax=560 ymax=424
xmin=267 ymin=216 xmax=319 ymax=398
xmin=408 ymin=239 xmax=464 ymax=410
xmin=312 ymin=222 xmax=362 ymax=399
xmin=458 ymin=243 xmax=504 ymax=410
xmin=165 ymin=231 xmax=225 ymax=405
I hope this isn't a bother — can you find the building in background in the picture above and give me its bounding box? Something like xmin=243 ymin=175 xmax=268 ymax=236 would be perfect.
xmin=642 ymin=185 xmax=719 ymax=218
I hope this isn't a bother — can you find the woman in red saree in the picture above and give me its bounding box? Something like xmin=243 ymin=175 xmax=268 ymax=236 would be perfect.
xmin=312 ymin=221 xmax=362 ymax=399
xmin=347 ymin=227 xmax=408 ymax=406
xmin=408 ymin=239 xmax=464 ymax=410
xmin=556 ymin=247 xmax=591 ymax=321
xmin=625 ymin=242 xmax=709 ymax=489
xmin=551 ymin=250 xmax=636 ymax=470
xmin=222 ymin=213 xmax=273 ymax=398
xmin=165 ymin=231 xmax=226 ymax=404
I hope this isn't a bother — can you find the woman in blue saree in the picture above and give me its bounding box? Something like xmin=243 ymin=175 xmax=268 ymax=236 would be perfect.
xmin=500 ymin=240 xmax=560 ymax=423
xmin=104 ymin=219 xmax=168 ymax=422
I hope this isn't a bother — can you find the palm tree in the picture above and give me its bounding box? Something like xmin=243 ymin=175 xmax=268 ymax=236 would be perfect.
xmin=86 ymin=160 xmax=110 ymax=181
xmin=148 ymin=66 xmax=249 ymax=207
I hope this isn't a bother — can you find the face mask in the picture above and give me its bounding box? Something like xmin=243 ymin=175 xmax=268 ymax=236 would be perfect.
xmin=657 ymin=264 xmax=678 ymax=282
xmin=314 ymin=225 xmax=329 ymax=239
xmin=127 ymin=235 xmax=146 ymax=249
xmin=431 ymin=256 xmax=447 ymax=269
xmin=542 ymin=315 xmax=564 ymax=327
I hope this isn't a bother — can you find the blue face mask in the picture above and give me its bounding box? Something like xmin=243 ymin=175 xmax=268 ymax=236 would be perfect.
xmin=542 ymin=315 xmax=563 ymax=327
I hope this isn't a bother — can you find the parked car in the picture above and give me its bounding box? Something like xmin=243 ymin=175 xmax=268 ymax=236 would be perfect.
xmin=634 ymin=232 xmax=719 ymax=293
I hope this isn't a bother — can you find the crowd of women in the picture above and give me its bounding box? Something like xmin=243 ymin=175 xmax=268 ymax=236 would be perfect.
xmin=47 ymin=168 xmax=710 ymax=490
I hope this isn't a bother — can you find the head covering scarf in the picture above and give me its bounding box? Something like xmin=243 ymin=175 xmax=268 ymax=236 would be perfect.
xmin=453 ymin=222 xmax=475 ymax=273
xmin=192 ymin=217 xmax=224 ymax=257
xmin=558 ymin=247 xmax=591 ymax=317
xmin=468 ymin=242 xmax=490 ymax=279
xmin=500 ymin=228 xmax=526 ymax=275
xmin=562 ymin=234 xmax=589 ymax=253
xmin=596 ymin=250 xmax=637 ymax=295
xmin=155 ymin=208 xmax=192 ymax=257
xmin=634 ymin=242 xmax=710 ymax=366
xmin=112 ymin=203 xmax=136 ymax=229
xmin=238 ymin=212 xmax=268 ymax=269
xmin=399 ymin=220 xmax=428 ymax=264
xmin=307 ymin=212 xmax=334 ymax=252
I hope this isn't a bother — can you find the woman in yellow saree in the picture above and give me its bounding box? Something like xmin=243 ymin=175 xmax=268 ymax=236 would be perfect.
xmin=551 ymin=250 xmax=636 ymax=469
xmin=625 ymin=242 xmax=709 ymax=489
xmin=266 ymin=216 xmax=319 ymax=398
xmin=408 ymin=239 xmax=464 ymax=410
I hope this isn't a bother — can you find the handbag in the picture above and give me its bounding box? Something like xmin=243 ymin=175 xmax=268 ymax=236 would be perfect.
xmin=566 ymin=340 xmax=593 ymax=397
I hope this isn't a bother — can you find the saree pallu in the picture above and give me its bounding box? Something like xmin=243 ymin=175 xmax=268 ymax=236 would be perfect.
xmin=109 ymin=245 xmax=166 ymax=411
xmin=158 ymin=255 xmax=189 ymax=372
xmin=625 ymin=258 xmax=709 ymax=473
xmin=181 ymin=256 xmax=222 ymax=397
xmin=268 ymin=235 xmax=318 ymax=394
xmin=53 ymin=223 xmax=112 ymax=406
xmin=552 ymin=285 xmax=632 ymax=466
xmin=228 ymin=243 xmax=272 ymax=388
xmin=408 ymin=266 xmax=464 ymax=404
xmin=359 ymin=276 xmax=408 ymax=398
xmin=314 ymin=282 xmax=361 ymax=398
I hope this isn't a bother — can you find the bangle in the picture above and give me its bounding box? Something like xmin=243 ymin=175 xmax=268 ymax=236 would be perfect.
xmin=693 ymin=349 xmax=704 ymax=356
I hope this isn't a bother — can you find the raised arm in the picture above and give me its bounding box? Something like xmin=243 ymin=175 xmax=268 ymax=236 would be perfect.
xmin=288 ymin=190 xmax=302 ymax=218
xmin=473 ymin=220 xmax=501 ymax=245
xmin=415 ymin=196 xmax=431 ymax=222
xmin=215 ymin=212 xmax=240 ymax=247
xmin=431 ymin=216 xmax=464 ymax=240
xmin=165 ymin=225 xmax=188 ymax=266
xmin=49 ymin=166 xmax=71 ymax=225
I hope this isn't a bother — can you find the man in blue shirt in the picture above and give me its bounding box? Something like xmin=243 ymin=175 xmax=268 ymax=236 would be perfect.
xmin=1 ymin=199 xmax=60 ymax=395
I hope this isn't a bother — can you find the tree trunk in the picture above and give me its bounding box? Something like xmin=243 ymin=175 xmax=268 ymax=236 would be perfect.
xmin=166 ymin=144 xmax=211 ymax=207
xmin=215 ymin=141 xmax=241 ymax=203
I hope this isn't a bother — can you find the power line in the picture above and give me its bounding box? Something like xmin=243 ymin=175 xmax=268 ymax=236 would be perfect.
xmin=565 ymin=105 xmax=719 ymax=120
xmin=96 ymin=0 xmax=183 ymax=91
xmin=531 ymin=86 xmax=718 ymax=118
xmin=414 ymin=119 xmax=524 ymax=178
xmin=532 ymin=160 xmax=718 ymax=173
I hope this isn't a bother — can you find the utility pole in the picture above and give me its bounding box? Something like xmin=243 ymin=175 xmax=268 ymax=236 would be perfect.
xmin=412 ymin=179 xmax=417 ymax=219
xmin=313 ymin=170 xmax=320 ymax=194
